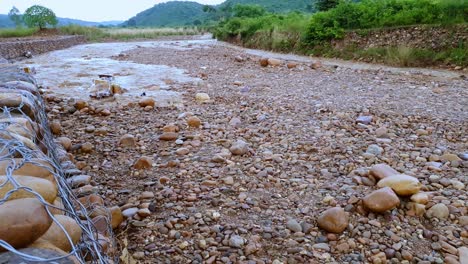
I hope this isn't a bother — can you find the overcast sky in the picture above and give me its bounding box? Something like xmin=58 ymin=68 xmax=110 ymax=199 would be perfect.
xmin=0 ymin=0 xmax=225 ymax=22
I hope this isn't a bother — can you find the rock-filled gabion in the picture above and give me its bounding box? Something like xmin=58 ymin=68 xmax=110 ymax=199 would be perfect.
xmin=0 ymin=64 xmax=123 ymax=263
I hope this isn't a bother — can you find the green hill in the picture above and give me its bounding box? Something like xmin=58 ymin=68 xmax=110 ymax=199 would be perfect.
xmin=125 ymin=1 xmax=206 ymax=27
xmin=124 ymin=0 xmax=314 ymax=27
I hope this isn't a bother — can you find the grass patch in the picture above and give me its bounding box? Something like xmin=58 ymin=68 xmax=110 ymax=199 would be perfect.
xmin=0 ymin=27 xmax=39 ymax=38
xmin=58 ymin=25 xmax=202 ymax=42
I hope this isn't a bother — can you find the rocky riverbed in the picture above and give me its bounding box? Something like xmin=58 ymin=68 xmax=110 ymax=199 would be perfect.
xmin=34 ymin=37 xmax=467 ymax=263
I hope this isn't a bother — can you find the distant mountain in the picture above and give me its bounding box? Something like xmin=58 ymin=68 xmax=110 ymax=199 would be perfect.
xmin=0 ymin=14 xmax=14 ymax=28
xmin=124 ymin=0 xmax=314 ymax=27
xmin=0 ymin=14 xmax=123 ymax=28
xmin=125 ymin=1 xmax=206 ymax=27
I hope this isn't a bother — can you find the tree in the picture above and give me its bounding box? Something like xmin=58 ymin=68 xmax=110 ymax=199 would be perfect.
xmin=232 ymin=4 xmax=266 ymax=18
xmin=316 ymin=0 xmax=341 ymax=11
xmin=23 ymin=5 xmax=58 ymax=29
xmin=8 ymin=6 xmax=22 ymax=27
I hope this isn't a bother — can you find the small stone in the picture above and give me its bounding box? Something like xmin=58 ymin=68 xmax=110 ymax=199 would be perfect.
xmin=410 ymin=193 xmax=429 ymax=204
xmin=259 ymin=58 xmax=269 ymax=67
xmin=234 ymin=56 xmax=244 ymax=62
xmin=317 ymin=207 xmax=349 ymax=233
xmin=162 ymin=124 xmax=179 ymax=133
xmin=230 ymin=140 xmax=248 ymax=155
xmin=133 ymin=251 xmax=145 ymax=259
xmin=119 ymin=134 xmax=136 ymax=147
xmin=287 ymin=62 xmax=297 ymax=69
xmin=159 ymin=132 xmax=178 ymax=141
xmin=375 ymin=127 xmax=388 ymax=138
xmin=187 ymin=116 xmax=201 ymax=128
xmin=441 ymin=154 xmax=462 ymax=162
xmin=356 ymin=116 xmax=373 ymax=125
xmin=267 ymin=58 xmax=282 ymax=67
xmin=363 ymin=187 xmax=400 ymax=213
xmin=75 ymin=100 xmax=88 ymax=110
xmin=459 ymin=247 xmax=468 ymax=264
xmin=366 ymin=144 xmax=383 ymax=156
xmin=370 ymin=164 xmax=398 ymax=180
xmin=195 ymin=93 xmax=210 ymax=103
xmin=426 ymin=203 xmax=449 ymax=219
xmin=50 ymin=121 xmax=62 ymax=135
xmin=176 ymin=148 xmax=190 ymax=155
xmin=81 ymin=142 xmax=93 ymax=153
xmin=313 ymin=243 xmax=330 ymax=252
xmin=223 ymin=176 xmax=234 ymax=185
xmin=310 ymin=61 xmax=322 ymax=69
xmin=286 ymin=219 xmax=302 ymax=233
xmin=134 ymin=156 xmax=152 ymax=170
xmin=85 ymin=125 xmax=95 ymax=133
xmin=110 ymin=206 xmax=123 ymax=229
xmin=377 ymin=174 xmax=422 ymax=196
xmin=122 ymin=207 xmax=138 ymax=218
xmin=56 ymin=137 xmax=72 ymax=150
xmin=229 ymin=235 xmax=245 ymax=248
xmin=138 ymin=98 xmax=155 ymax=107
xmin=178 ymin=241 xmax=189 ymax=249
xmin=137 ymin=208 xmax=151 ymax=218
xmin=459 ymin=216 xmax=468 ymax=226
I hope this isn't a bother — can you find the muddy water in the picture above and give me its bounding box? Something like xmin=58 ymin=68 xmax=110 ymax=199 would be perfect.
xmin=16 ymin=39 xmax=215 ymax=106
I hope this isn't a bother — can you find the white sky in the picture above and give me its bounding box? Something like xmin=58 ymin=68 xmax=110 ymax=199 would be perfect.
xmin=0 ymin=0 xmax=225 ymax=22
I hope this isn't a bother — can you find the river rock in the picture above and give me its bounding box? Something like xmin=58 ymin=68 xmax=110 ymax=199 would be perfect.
xmin=138 ymin=98 xmax=155 ymax=107
xmin=366 ymin=144 xmax=383 ymax=156
xmin=50 ymin=121 xmax=62 ymax=135
xmin=134 ymin=156 xmax=152 ymax=170
xmin=187 ymin=116 xmax=201 ymax=128
xmin=0 ymin=198 xmax=52 ymax=249
xmin=286 ymin=219 xmax=302 ymax=233
xmin=81 ymin=142 xmax=93 ymax=153
xmin=229 ymin=235 xmax=245 ymax=248
xmin=287 ymin=62 xmax=298 ymax=69
xmin=370 ymin=164 xmax=398 ymax=180
xmin=356 ymin=116 xmax=373 ymax=125
xmin=259 ymin=58 xmax=269 ymax=67
xmin=195 ymin=93 xmax=210 ymax=103
xmin=363 ymin=187 xmax=400 ymax=213
xmin=230 ymin=140 xmax=248 ymax=155
xmin=267 ymin=58 xmax=282 ymax=67
xmin=159 ymin=132 xmax=178 ymax=141
xmin=459 ymin=247 xmax=468 ymax=264
xmin=39 ymin=215 xmax=82 ymax=252
xmin=0 ymin=176 xmax=57 ymax=203
xmin=410 ymin=192 xmax=429 ymax=204
xmin=56 ymin=137 xmax=72 ymax=151
xmin=426 ymin=203 xmax=449 ymax=219
xmin=317 ymin=207 xmax=349 ymax=233
xmin=377 ymin=174 xmax=422 ymax=196
xmin=110 ymin=206 xmax=124 ymax=229
xmin=119 ymin=134 xmax=136 ymax=147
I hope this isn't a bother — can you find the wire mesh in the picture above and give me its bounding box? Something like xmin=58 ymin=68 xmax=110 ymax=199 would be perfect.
xmin=0 ymin=65 xmax=116 ymax=263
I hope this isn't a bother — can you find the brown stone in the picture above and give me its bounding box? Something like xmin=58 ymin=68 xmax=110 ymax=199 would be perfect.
xmin=377 ymin=174 xmax=422 ymax=196
xmin=159 ymin=132 xmax=178 ymax=141
xmin=81 ymin=142 xmax=93 ymax=153
xmin=287 ymin=62 xmax=298 ymax=69
xmin=259 ymin=58 xmax=269 ymax=67
xmin=370 ymin=164 xmax=398 ymax=180
xmin=56 ymin=137 xmax=72 ymax=151
xmin=75 ymin=100 xmax=88 ymax=110
xmin=119 ymin=134 xmax=136 ymax=147
xmin=267 ymin=58 xmax=282 ymax=67
xmin=317 ymin=207 xmax=349 ymax=233
xmin=363 ymin=187 xmax=400 ymax=213
xmin=410 ymin=192 xmax=429 ymax=204
xmin=0 ymin=198 xmax=52 ymax=250
xmin=163 ymin=124 xmax=179 ymax=133
xmin=110 ymin=206 xmax=124 ymax=229
xmin=77 ymin=194 xmax=104 ymax=208
xmin=138 ymin=98 xmax=155 ymax=107
xmin=0 ymin=176 xmax=57 ymax=203
xmin=134 ymin=156 xmax=152 ymax=170
xmin=39 ymin=215 xmax=82 ymax=252
xmin=50 ymin=121 xmax=62 ymax=135
xmin=187 ymin=116 xmax=201 ymax=128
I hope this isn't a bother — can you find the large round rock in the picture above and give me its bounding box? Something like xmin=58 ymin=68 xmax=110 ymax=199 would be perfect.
xmin=377 ymin=174 xmax=421 ymax=196
xmin=363 ymin=187 xmax=400 ymax=213
xmin=317 ymin=207 xmax=349 ymax=233
xmin=0 ymin=198 xmax=52 ymax=251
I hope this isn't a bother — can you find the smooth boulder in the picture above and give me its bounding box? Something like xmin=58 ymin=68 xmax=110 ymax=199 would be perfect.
xmin=0 ymin=198 xmax=52 ymax=250
xmin=370 ymin=164 xmax=398 ymax=180
xmin=377 ymin=174 xmax=422 ymax=196
xmin=0 ymin=175 xmax=57 ymax=203
xmin=39 ymin=215 xmax=82 ymax=252
xmin=317 ymin=207 xmax=349 ymax=233
xmin=363 ymin=187 xmax=400 ymax=213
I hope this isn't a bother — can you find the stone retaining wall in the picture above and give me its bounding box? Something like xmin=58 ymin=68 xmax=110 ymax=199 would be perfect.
xmin=0 ymin=63 xmax=120 ymax=262
xmin=333 ymin=25 xmax=467 ymax=51
xmin=0 ymin=36 xmax=86 ymax=60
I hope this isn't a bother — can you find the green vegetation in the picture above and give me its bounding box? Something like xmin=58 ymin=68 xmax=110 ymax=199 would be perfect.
xmin=23 ymin=5 xmax=58 ymax=29
xmin=0 ymin=27 xmax=38 ymax=38
xmin=213 ymin=0 xmax=468 ymax=67
xmin=8 ymin=6 xmax=21 ymax=27
xmin=124 ymin=0 xmax=314 ymax=27
xmin=58 ymin=25 xmax=202 ymax=42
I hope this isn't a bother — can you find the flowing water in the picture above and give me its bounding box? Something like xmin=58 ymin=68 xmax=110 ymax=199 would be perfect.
xmin=15 ymin=39 xmax=215 ymax=106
